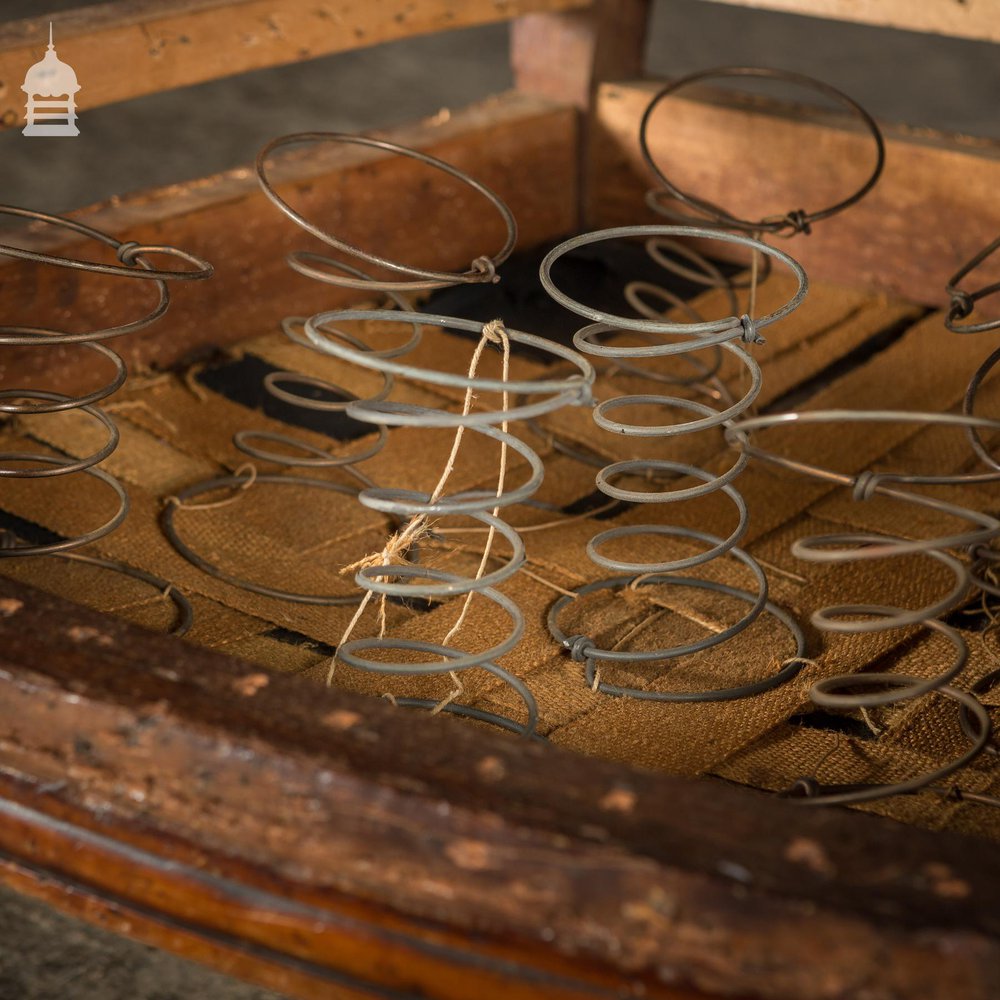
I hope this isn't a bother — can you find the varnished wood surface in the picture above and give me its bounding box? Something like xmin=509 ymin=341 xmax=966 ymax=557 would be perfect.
xmin=0 ymin=92 xmax=577 ymax=393
xmin=0 ymin=578 xmax=998 ymax=999
xmin=0 ymin=0 xmax=588 ymax=131
xmin=589 ymin=80 xmax=1000 ymax=309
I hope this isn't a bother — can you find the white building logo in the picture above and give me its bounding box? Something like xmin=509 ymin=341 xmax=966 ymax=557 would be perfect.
xmin=22 ymin=24 xmax=80 ymax=137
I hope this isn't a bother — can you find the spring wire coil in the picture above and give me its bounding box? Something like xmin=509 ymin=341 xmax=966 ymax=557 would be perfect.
xmin=534 ymin=66 xmax=998 ymax=811
xmin=0 ymin=204 xmax=212 ymax=635
xmin=305 ymin=308 xmax=594 ymax=735
xmin=619 ymin=67 xmax=998 ymax=806
xmin=541 ymin=225 xmax=808 ymax=701
xmin=168 ymin=132 xmax=595 ymax=736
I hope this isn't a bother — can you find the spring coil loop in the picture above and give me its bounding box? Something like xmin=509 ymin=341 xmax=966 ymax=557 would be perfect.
xmin=540 ymin=225 xmax=808 ymax=701
xmin=726 ymin=235 xmax=1000 ymax=809
xmin=637 ymin=66 xmax=885 ymax=237
xmin=0 ymin=203 xmax=211 ymax=635
xmin=632 ymin=65 xmax=884 ymax=388
xmin=307 ymin=309 xmax=594 ymax=736
xmin=729 ymin=410 xmax=1000 ymax=805
xmin=170 ymin=131 xmax=582 ymax=734
xmin=164 ymin=139 xmax=437 ymax=606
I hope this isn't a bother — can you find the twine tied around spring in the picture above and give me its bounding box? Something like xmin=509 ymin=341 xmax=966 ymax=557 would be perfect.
xmin=164 ymin=463 xmax=258 ymax=511
xmin=329 ymin=319 xmax=512 ymax=714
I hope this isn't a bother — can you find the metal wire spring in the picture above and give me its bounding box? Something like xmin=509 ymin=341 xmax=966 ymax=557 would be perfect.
xmin=730 ymin=411 xmax=1000 ymax=806
xmin=631 ymin=70 xmax=998 ymax=808
xmin=167 ymin=132 xmax=594 ymax=735
xmin=539 ymin=224 xmax=809 ymax=702
xmin=0 ymin=203 xmax=211 ymax=635
xmin=164 ymin=133 xmax=515 ymax=614
xmin=303 ymin=308 xmax=593 ymax=736
xmin=719 ymin=251 xmax=1000 ymax=808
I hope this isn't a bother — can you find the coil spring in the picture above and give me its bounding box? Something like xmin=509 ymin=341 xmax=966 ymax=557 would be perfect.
xmin=725 ymin=232 xmax=1000 ymax=808
xmin=0 ymin=203 xmax=211 ymax=635
xmin=170 ymin=132 xmax=575 ymax=734
xmin=729 ymin=409 xmax=999 ymax=806
xmin=306 ymin=308 xmax=594 ymax=736
xmin=540 ymin=225 xmax=808 ymax=701
xmin=579 ymin=66 xmax=882 ymax=512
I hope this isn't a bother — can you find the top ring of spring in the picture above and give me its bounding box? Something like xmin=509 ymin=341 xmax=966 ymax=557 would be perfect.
xmin=638 ymin=66 xmax=885 ymax=236
xmin=255 ymin=132 xmax=518 ymax=291
xmin=539 ymin=225 xmax=807 ymax=336
xmin=945 ymin=234 xmax=1000 ymax=333
xmin=0 ymin=204 xmax=213 ymax=281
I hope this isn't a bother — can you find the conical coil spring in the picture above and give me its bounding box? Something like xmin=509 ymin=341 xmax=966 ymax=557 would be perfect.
xmin=0 ymin=203 xmax=212 ymax=635
xmin=161 ymin=264 xmax=426 ymax=606
xmin=305 ymin=308 xmax=595 ymax=736
xmin=540 ymin=225 xmax=808 ymax=702
xmin=947 ymin=233 xmax=1000 ymax=614
xmin=729 ymin=408 xmax=1000 ymax=806
xmin=720 ymin=234 xmax=1000 ymax=808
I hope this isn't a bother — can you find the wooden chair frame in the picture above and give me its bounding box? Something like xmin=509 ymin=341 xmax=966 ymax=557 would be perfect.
xmin=2 ymin=3 xmax=1000 ymax=997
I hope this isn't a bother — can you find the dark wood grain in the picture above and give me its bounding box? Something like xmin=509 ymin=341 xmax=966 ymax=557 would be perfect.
xmin=1 ymin=578 xmax=999 ymax=1000
xmin=0 ymin=92 xmax=577 ymax=396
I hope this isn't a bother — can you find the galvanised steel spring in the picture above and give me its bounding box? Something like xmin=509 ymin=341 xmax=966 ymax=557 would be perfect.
xmin=540 ymin=224 xmax=808 ymax=702
xmin=168 ymin=131 xmax=589 ymax=735
xmin=0 ymin=203 xmax=211 ymax=635
xmin=724 ymin=237 xmax=1000 ymax=808
xmin=304 ymin=308 xmax=594 ymax=736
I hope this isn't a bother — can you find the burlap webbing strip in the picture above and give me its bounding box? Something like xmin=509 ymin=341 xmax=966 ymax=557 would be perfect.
xmin=3 ymin=276 xmax=998 ymax=840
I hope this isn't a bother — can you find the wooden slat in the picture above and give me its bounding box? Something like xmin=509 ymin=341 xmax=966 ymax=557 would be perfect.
xmin=2 ymin=577 xmax=1000 ymax=1000
xmin=0 ymin=792 xmax=707 ymax=1000
xmin=695 ymin=0 xmax=1000 ymax=44
xmin=589 ymin=80 xmax=1000 ymax=308
xmin=511 ymin=0 xmax=650 ymax=227
xmin=0 ymin=91 xmax=577 ymax=391
xmin=0 ymin=580 xmax=1000 ymax=1000
xmin=511 ymin=0 xmax=650 ymax=111
xmin=0 ymin=0 xmax=589 ymax=130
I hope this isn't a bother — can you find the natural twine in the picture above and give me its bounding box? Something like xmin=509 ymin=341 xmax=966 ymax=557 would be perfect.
xmin=164 ymin=463 xmax=257 ymax=511
xmin=329 ymin=320 xmax=512 ymax=711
